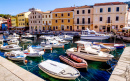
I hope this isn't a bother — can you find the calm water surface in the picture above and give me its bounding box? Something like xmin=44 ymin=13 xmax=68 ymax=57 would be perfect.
xmin=0 ymin=35 xmax=129 ymax=81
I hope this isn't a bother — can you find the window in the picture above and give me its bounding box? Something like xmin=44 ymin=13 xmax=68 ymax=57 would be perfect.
xmin=23 ymin=23 xmax=25 ymax=25
xmin=77 ymin=10 xmax=79 ymax=14
xmin=108 ymin=7 xmax=111 ymax=12
xmin=77 ymin=26 xmax=79 ymax=29
xmin=120 ymin=25 xmax=123 ymax=28
xmin=68 ymin=13 xmax=70 ymax=16
xmin=39 ymin=15 xmax=40 ymax=18
xmin=56 ymin=26 xmax=58 ymax=29
xmin=88 ymin=9 xmax=90 ymax=14
xmin=88 ymin=18 xmax=90 ymax=24
xmin=35 ymin=16 xmax=36 ymax=18
xmin=19 ymin=23 xmax=20 ymax=25
xmin=49 ymin=21 xmax=51 ymax=23
xmin=27 ymin=23 xmax=28 ymax=25
xmin=55 ymin=14 xmax=57 ymax=17
xmin=61 ymin=19 xmax=64 ymax=23
xmin=55 ymin=20 xmax=58 ymax=23
xmin=82 ymin=10 xmax=85 ymax=14
xmin=31 ymin=21 xmax=32 ymax=23
xmin=77 ymin=18 xmax=79 ymax=24
xmin=22 ymin=19 xmax=24 ymax=21
xmin=100 ymin=17 xmax=102 ymax=21
xmin=33 ymin=16 xmax=34 ymax=18
xmin=39 ymin=21 xmax=40 ymax=23
xmin=67 ymin=26 xmax=69 ymax=29
xmin=43 ymin=21 xmax=44 ymax=24
xmin=82 ymin=27 xmax=85 ymax=30
xmin=100 ymin=8 xmax=103 ymax=13
xmin=82 ymin=18 xmax=85 ymax=24
xmin=61 ymin=13 xmax=63 ymax=17
xmin=30 ymin=16 xmax=32 ymax=19
xmin=46 ymin=15 xmax=47 ymax=18
xmin=43 ymin=15 xmax=44 ymax=18
xmin=116 ymin=16 xmax=119 ymax=21
xmin=35 ymin=12 xmax=36 ymax=14
xmin=68 ymin=19 xmax=70 ymax=23
xmin=53 ymin=26 xmax=55 ymax=30
xmin=49 ymin=15 xmax=51 ymax=18
xmin=116 ymin=7 xmax=119 ymax=12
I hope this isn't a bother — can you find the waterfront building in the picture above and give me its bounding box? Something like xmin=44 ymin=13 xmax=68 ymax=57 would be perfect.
xmin=128 ymin=8 xmax=130 ymax=26
xmin=42 ymin=11 xmax=52 ymax=31
xmin=11 ymin=17 xmax=17 ymax=27
xmin=74 ymin=6 xmax=93 ymax=31
xmin=7 ymin=18 xmax=12 ymax=29
xmin=28 ymin=8 xmax=44 ymax=33
xmin=1 ymin=22 xmax=7 ymax=31
xmin=17 ymin=11 xmax=31 ymax=28
xmin=93 ymin=2 xmax=128 ymax=32
xmin=52 ymin=7 xmax=75 ymax=31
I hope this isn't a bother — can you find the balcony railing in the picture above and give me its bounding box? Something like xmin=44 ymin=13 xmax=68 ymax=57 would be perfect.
xmin=74 ymin=22 xmax=93 ymax=25
xmin=106 ymin=20 xmax=112 ymax=23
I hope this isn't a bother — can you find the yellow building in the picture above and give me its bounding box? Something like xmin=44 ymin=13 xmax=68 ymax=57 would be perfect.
xmin=11 ymin=17 xmax=17 ymax=27
xmin=17 ymin=11 xmax=31 ymax=27
xmin=52 ymin=7 xmax=75 ymax=31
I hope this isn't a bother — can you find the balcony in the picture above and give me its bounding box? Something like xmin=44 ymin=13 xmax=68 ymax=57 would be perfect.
xmin=106 ymin=20 xmax=112 ymax=25
xmin=74 ymin=22 xmax=93 ymax=25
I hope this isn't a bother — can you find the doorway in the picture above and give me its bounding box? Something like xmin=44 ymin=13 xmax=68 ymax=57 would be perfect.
xmin=107 ymin=17 xmax=110 ymax=23
xmin=70 ymin=26 xmax=72 ymax=31
xmin=107 ymin=25 xmax=110 ymax=32
xmin=61 ymin=25 xmax=64 ymax=31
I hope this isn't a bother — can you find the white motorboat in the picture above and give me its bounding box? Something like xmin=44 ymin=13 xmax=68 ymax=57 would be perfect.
xmin=21 ymin=39 xmax=32 ymax=43
xmin=21 ymin=33 xmax=36 ymax=39
xmin=38 ymin=60 xmax=80 ymax=80
xmin=66 ymin=41 xmax=114 ymax=62
xmin=23 ymin=46 xmax=44 ymax=57
xmin=7 ymin=39 xmax=19 ymax=45
xmin=81 ymin=28 xmax=110 ymax=40
xmin=46 ymin=40 xmax=64 ymax=48
xmin=59 ymin=35 xmax=73 ymax=41
xmin=0 ymin=44 xmax=22 ymax=51
xmin=8 ymin=33 xmax=19 ymax=39
xmin=39 ymin=35 xmax=54 ymax=39
xmin=4 ymin=51 xmax=26 ymax=61
xmin=55 ymin=38 xmax=69 ymax=44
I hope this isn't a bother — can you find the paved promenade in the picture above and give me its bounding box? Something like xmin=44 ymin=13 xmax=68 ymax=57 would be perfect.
xmin=0 ymin=56 xmax=44 ymax=81
xmin=109 ymin=47 xmax=130 ymax=81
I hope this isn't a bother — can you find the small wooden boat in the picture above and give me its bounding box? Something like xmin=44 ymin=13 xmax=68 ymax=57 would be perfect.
xmin=59 ymin=54 xmax=88 ymax=69
xmin=38 ymin=60 xmax=80 ymax=80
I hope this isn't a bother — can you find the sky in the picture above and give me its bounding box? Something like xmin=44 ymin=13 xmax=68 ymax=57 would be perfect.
xmin=0 ymin=0 xmax=128 ymax=15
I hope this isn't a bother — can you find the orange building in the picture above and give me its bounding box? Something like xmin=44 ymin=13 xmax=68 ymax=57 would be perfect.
xmin=52 ymin=7 xmax=75 ymax=31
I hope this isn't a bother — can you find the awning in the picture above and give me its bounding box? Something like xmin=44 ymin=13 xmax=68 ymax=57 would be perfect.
xmin=122 ymin=27 xmax=130 ymax=30
xmin=16 ymin=27 xmax=26 ymax=29
xmin=9 ymin=27 xmax=16 ymax=28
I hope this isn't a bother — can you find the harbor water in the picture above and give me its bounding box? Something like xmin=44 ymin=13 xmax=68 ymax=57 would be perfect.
xmin=0 ymin=35 xmax=130 ymax=81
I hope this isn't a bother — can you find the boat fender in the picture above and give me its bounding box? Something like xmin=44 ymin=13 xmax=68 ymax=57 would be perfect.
xmin=25 ymin=60 xmax=28 ymax=63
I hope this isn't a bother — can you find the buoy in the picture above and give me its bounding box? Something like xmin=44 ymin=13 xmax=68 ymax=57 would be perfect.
xmin=44 ymin=49 xmax=45 ymax=52
xmin=25 ymin=60 xmax=28 ymax=63
xmin=63 ymin=45 xmax=64 ymax=48
xmin=51 ymin=48 xmax=52 ymax=50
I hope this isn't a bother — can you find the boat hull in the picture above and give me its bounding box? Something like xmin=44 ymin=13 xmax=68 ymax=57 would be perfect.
xmin=81 ymin=36 xmax=109 ymax=40
xmin=66 ymin=50 xmax=113 ymax=62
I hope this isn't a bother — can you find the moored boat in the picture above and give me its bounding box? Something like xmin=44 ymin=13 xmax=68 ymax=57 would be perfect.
xmin=23 ymin=46 xmax=44 ymax=57
xmin=38 ymin=60 xmax=80 ymax=80
xmin=59 ymin=54 xmax=88 ymax=69
xmin=4 ymin=51 xmax=26 ymax=61
xmin=0 ymin=44 xmax=22 ymax=51
xmin=7 ymin=39 xmax=19 ymax=45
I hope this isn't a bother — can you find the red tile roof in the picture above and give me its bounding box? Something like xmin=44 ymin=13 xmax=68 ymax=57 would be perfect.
xmin=94 ymin=2 xmax=126 ymax=6
xmin=75 ymin=5 xmax=93 ymax=9
xmin=52 ymin=7 xmax=75 ymax=12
